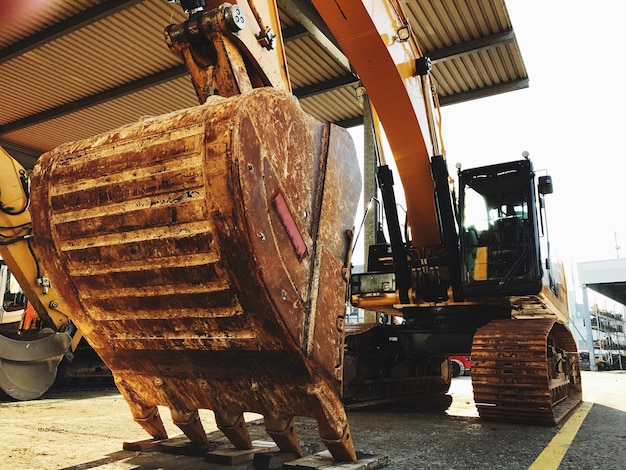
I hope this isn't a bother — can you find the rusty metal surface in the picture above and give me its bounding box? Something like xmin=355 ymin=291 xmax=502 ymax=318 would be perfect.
xmin=30 ymin=88 xmax=361 ymax=462
xmin=164 ymin=3 xmax=290 ymax=103
xmin=471 ymin=318 xmax=582 ymax=425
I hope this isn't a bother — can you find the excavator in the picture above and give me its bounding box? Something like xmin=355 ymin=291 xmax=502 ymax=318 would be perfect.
xmin=0 ymin=0 xmax=581 ymax=463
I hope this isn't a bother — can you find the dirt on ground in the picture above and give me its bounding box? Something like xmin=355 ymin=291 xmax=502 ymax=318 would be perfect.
xmin=2 ymin=371 xmax=625 ymax=470
xmin=0 ymin=385 xmax=339 ymax=470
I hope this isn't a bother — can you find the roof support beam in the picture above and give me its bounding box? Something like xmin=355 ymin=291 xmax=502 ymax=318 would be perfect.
xmin=0 ymin=139 xmax=41 ymax=169
xmin=438 ymin=78 xmax=529 ymax=106
xmin=0 ymin=65 xmax=187 ymax=135
xmin=0 ymin=67 xmax=359 ymax=135
xmin=282 ymin=23 xmax=309 ymax=42
xmin=428 ymin=30 xmax=516 ymax=63
xmin=335 ymin=116 xmax=363 ymax=129
xmin=0 ymin=0 xmax=143 ymax=64
xmin=2 ymin=74 xmax=525 ymax=136
xmin=294 ymin=73 xmax=358 ymax=99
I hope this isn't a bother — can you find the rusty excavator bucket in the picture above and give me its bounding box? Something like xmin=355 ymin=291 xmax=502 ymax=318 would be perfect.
xmin=30 ymin=88 xmax=361 ymax=461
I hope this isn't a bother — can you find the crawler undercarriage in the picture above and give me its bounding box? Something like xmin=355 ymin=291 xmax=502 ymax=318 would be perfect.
xmin=472 ymin=317 xmax=581 ymax=425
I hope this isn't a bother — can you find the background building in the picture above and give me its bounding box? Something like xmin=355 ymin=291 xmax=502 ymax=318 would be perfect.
xmin=570 ymin=259 xmax=626 ymax=370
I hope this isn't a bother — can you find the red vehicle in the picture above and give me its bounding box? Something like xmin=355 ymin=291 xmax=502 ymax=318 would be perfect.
xmin=450 ymin=356 xmax=472 ymax=377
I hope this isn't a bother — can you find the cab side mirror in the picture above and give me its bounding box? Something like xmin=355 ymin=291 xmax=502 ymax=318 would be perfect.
xmin=538 ymin=175 xmax=553 ymax=195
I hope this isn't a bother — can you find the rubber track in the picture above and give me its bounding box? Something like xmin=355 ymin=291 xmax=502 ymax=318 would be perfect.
xmin=471 ymin=318 xmax=582 ymax=425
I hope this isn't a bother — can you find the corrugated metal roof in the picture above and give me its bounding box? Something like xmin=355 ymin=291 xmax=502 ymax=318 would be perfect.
xmin=0 ymin=0 xmax=527 ymax=168
xmin=407 ymin=0 xmax=528 ymax=103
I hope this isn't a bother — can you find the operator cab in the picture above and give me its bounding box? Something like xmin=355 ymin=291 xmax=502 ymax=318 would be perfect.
xmin=458 ymin=158 xmax=549 ymax=297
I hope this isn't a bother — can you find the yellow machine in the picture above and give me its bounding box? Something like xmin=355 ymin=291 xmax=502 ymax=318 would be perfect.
xmin=0 ymin=0 xmax=581 ymax=463
xmin=0 ymin=148 xmax=76 ymax=400
xmin=0 ymin=148 xmax=111 ymax=400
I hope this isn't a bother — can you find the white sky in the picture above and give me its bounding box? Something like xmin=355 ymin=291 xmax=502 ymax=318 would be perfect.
xmin=350 ymin=1 xmax=626 ymax=310
xmin=443 ymin=1 xmax=626 ymax=268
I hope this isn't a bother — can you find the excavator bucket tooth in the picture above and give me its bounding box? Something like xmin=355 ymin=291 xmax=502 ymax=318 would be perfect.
xmin=30 ymin=88 xmax=361 ymax=462
xmin=471 ymin=318 xmax=582 ymax=425
xmin=115 ymin=378 xmax=168 ymax=440
xmin=264 ymin=415 xmax=302 ymax=456
xmin=171 ymin=408 xmax=210 ymax=446
xmin=214 ymin=411 xmax=252 ymax=450
xmin=321 ymin=423 xmax=355 ymax=464
xmin=132 ymin=406 xmax=169 ymax=441
xmin=0 ymin=331 xmax=71 ymax=400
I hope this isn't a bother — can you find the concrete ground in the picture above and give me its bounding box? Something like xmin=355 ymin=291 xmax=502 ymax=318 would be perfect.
xmin=1 ymin=370 xmax=625 ymax=470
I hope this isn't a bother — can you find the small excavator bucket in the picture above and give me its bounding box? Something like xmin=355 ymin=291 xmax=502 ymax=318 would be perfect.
xmin=30 ymin=88 xmax=361 ymax=461
xmin=0 ymin=331 xmax=71 ymax=400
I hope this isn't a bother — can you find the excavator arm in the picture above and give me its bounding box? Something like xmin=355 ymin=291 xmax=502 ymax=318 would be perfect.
xmin=0 ymin=147 xmax=80 ymax=399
